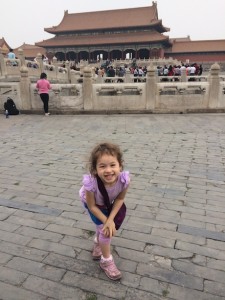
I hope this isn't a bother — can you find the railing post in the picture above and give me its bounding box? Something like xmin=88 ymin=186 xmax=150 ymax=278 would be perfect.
xmin=208 ymin=63 xmax=220 ymax=108
xmin=65 ymin=60 xmax=71 ymax=82
xmin=18 ymin=48 xmax=25 ymax=66
xmin=36 ymin=53 xmax=44 ymax=73
xmin=83 ymin=67 xmax=93 ymax=110
xmin=0 ymin=47 xmax=7 ymax=76
xmin=146 ymin=63 xmax=157 ymax=110
xmin=19 ymin=65 xmax=31 ymax=110
xmin=181 ymin=68 xmax=187 ymax=82
xmin=52 ymin=56 xmax=58 ymax=79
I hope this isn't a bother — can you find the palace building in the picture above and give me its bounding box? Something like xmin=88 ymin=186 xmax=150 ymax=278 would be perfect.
xmin=35 ymin=2 xmax=225 ymax=64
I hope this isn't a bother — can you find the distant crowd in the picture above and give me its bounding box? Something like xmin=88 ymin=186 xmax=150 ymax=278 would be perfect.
xmin=157 ymin=63 xmax=203 ymax=77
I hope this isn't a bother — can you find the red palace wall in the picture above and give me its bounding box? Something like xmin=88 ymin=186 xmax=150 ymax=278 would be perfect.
xmin=165 ymin=53 xmax=225 ymax=63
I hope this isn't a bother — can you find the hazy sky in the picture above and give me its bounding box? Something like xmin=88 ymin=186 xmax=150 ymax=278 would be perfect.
xmin=1 ymin=0 xmax=225 ymax=48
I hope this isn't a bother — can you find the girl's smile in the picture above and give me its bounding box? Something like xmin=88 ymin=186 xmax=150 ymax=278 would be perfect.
xmin=96 ymin=154 xmax=121 ymax=187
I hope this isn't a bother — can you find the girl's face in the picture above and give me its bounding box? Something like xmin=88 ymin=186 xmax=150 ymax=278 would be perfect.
xmin=96 ymin=153 xmax=121 ymax=187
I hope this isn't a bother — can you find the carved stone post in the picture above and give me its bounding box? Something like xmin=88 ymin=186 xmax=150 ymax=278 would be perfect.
xmin=146 ymin=63 xmax=157 ymax=110
xmin=181 ymin=68 xmax=187 ymax=82
xmin=19 ymin=65 xmax=31 ymax=110
xmin=18 ymin=48 xmax=25 ymax=66
xmin=83 ymin=67 xmax=93 ymax=110
xmin=65 ymin=60 xmax=71 ymax=82
xmin=52 ymin=56 xmax=58 ymax=79
xmin=0 ymin=47 xmax=7 ymax=76
xmin=36 ymin=53 xmax=44 ymax=73
xmin=208 ymin=63 xmax=220 ymax=108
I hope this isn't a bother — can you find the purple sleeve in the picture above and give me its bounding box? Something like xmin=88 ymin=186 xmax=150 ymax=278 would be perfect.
xmin=82 ymin=174 xmax=96 ymax=193
xmin=120 ymin=171 xmax=130 ymax=189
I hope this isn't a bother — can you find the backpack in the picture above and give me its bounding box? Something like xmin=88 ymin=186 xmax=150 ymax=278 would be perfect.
xmin=4 ymin=97 xmax=20 ymax=115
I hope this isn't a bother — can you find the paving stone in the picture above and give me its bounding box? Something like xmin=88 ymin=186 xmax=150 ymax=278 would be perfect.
xmin=23 ymin=275 xmax=86 ymax=299
xmin=176 ymin=240 xmax=225 ymax=260
xmin=125 ymin=287 xmax=163 ymax=300
xmin=0 ymin=229 xmax=32 ymax=245
xmin=45 ymin=223 xmax=84 ymax=237
xmin=62 ymin=271 xmax=127 ymax=299
xmin=6 ymin=215 xmax=48 ymax=229
xmin=137 ymin=263 xmax=203 ymax=290
xmin=178 ymin=224 xmax=225 ymax=242
xmin=165 ymin=282 xmax=225 ymax=300
xmin=172 ymin=260 xmax=225 ymax=284
xmin=204 ymin=280 xmax=225 ymax=297
xmin=151 ymin=228 xmax=206 ymax=245
xmin=0 ymin=198 xmax=62 ymax=216
xmin=146 ymin=245 xmax=193 ymax=259
xmin=43 ymin=253 xmax=100 ymax=276
xmin=28 ymin=238 xmax=76 ymax=257
xmin=207 ymin=258 xmax=225 ymax=272
xmin=0 ymin=241 xmax=48 ymax=262
xmin=6 ymin=257 xmax=65 ymax=281
xmin=121 ymin=229 xmax=175 ymax=248
xmin=0 ymin=281 xmax=47 ymax=300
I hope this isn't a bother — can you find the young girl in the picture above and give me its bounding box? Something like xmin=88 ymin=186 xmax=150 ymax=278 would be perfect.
xmin=36 ymin=72 xmax=51 ymax=116
xmin=79 ymin=142 xmax=130 ymax=280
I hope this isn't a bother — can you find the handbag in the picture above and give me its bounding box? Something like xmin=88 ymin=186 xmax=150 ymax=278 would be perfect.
xmin=96 ymin=175 xmax=126 ymax=230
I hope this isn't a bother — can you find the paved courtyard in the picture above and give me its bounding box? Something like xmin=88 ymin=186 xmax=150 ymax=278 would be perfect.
xmin=0 ymin=113 xmax=225 ymax=300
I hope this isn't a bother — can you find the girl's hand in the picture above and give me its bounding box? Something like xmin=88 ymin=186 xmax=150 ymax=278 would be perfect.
xmin=103 ymin=219 xmax=116 ymax=238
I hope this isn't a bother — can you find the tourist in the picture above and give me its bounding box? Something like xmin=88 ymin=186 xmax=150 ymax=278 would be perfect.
xmin=168 ymin=65 xmax=174 ymax=77
xmin=117 ymin=67 xmax=125 ymax=82
xmin=36 ymin=72 xmax=52 ymax=116
xmin=107 ymin=66 xmax=116 ymax=77
xmin=7 ymin=48 xmax=16 ymax=59
xmin=79 ymin=142 xmax=130 ymax=280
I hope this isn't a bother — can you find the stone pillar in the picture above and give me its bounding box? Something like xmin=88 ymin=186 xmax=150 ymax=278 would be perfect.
xmin=208 ymin=63 xmax=220 ymax=108
xmin=52 ymin=56 xmax=58 ymax=78
xmin=19 ymin=65 xmax=31 ymax=110
xmin=18 ymin=48 xmax=25 ymax=66
xmin=83 ymin=67 xmax=93 ymax=110
xmin=65 ymin=60 xmax=71 ymax=82
xmin=36 ymin=53 xmax=44 ymax=73
xmin=0 ymin=47 xmax=7 ymax=76
xmin=146 ymin=63 xmax=157 ymax=110
xmin=181 ymin=68 xmax=187 ymax=82
xmin=125 ymin=69 xmax=132 ymax=83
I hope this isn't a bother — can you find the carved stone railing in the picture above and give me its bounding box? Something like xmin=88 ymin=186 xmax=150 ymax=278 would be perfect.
xmin=0 ymin=62 xmax=225 ymax=113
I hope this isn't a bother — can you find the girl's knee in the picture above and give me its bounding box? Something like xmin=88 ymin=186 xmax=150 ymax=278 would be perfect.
xmin=97 ymin=225 xmax=111 ymax=244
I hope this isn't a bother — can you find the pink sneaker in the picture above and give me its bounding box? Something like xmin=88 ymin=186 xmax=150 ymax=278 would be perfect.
xmin=100 ymin=257 xmax=122 ymax=280
xmin=92 ymin=242 xmax=102 ymax=260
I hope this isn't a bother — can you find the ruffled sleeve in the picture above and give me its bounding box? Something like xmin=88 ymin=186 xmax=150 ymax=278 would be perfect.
xmin=82 ymin=174 xmax=96 ymax=193
xmin=79 ymin=174 xmax=97 ymax=204
xmin=120 ymin=171 xmax=130 ymax=189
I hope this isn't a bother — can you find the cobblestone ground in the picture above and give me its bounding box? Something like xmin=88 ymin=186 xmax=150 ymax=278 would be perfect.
xmin=0 ymin=113 xmax=225 ymax=300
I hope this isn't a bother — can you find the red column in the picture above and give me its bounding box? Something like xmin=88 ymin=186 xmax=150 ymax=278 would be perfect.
xmin=160 ymin=48 xmax=165 ymax=58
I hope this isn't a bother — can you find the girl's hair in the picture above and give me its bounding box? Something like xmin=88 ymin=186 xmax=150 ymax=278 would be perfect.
xmin=40 ymin=72 xmax=47 ymax=79
xmin=89 ymin=142 xmax=124 ymax=176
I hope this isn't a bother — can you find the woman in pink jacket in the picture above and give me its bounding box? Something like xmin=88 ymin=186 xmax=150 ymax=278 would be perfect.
xmin=36 ymin=72 xmax=51 ymax=116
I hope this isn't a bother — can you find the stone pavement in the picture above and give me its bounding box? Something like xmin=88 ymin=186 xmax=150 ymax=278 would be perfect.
xmin=0 ymin=113 xmax=225 ymax=300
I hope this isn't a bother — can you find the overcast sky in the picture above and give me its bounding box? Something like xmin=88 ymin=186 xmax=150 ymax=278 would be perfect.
xmin=1 ymin=0 xmax=225 ymax=49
